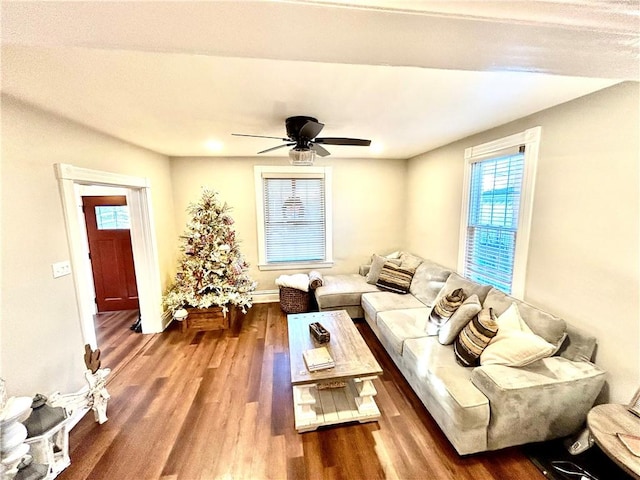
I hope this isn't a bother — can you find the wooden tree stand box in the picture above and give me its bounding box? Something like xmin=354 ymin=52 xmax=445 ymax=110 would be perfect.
xmin=183 ymin=306 xmax=235 ymax=332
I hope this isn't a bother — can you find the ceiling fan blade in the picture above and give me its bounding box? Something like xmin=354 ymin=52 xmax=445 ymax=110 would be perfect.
xmin=257 ymin=143 xmax=294 ymax=154
xmin=310 ymin=144 xmax=331 ymax=157
xmin=299 ymin=119 xmax=324 ymax=140
xmin=232 ymin=133 xmax=289 ymax=141
xmin=314 ymin=137 xmax=371 ymax=146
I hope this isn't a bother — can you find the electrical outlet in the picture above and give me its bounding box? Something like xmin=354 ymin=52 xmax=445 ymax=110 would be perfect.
xmin=52 ymin=261 xmax=71 ymax=278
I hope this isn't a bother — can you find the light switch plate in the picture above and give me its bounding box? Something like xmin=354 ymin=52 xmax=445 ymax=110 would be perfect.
xmin=52 ymin=261 xmax=71 ymax=278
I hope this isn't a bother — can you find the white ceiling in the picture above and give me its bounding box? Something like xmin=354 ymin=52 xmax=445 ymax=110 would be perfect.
xmin=1 ymin=1 xmax=638 ymax=159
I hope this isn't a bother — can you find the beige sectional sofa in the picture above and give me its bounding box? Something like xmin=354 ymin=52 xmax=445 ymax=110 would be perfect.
xmin=313 ymin=254 xmax=606 ymax=455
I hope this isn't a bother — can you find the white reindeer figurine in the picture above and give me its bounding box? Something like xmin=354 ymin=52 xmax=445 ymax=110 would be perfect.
xmin=49 ymin=344 xmax=111 ymax=424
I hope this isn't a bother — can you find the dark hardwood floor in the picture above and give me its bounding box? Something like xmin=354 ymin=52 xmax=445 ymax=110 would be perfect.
xmin=59 ymin=303 xmax=544 ymax=479
xmin=92 ymin=309 xmax=152 ymax=381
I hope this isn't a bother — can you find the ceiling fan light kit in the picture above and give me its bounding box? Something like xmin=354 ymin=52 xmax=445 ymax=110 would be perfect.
xmin=289 ymin=148 xmax=316 ymax=166
xmin=233 ymin=115 xmax=372 ymax=165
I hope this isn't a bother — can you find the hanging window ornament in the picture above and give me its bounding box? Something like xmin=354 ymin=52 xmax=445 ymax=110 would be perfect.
xmin=282 ymin=179 xmax=305 ymax=220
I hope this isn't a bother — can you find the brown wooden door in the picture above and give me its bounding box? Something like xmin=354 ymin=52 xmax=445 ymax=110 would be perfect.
xmin=83 ymin=195 xmax=139 ymax=312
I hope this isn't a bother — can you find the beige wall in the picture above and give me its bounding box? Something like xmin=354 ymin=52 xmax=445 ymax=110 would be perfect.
xmin=1 ymin=95 xmax=176 ymax=396
xmin=406 ymin=82 xmax=640 ymax=403
xmin=169 ymin=156 xmax=407 ymax=290
xmin=3 ymin=82 xmax=637 ymax=406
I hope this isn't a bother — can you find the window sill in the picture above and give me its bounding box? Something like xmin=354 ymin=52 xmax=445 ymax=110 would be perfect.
xmin=258 ymin=261 xmax=334 ymax=271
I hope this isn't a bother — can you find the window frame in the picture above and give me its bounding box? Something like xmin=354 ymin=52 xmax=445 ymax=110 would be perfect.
xmin=254 ymin=165 xmax=333 ymax=271
xmin=457 ymin=126 xmax=541 ymax=298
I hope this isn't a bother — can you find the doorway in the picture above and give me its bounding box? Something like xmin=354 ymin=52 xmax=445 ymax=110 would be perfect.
xmin=56 ymin=163 xmax=165 ymax=350
xmin=82 ymin=195 xmax=140 ymax=312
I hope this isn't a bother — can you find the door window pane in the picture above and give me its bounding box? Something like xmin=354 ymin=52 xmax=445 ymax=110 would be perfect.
xmin=95 ymin=206 xmax=130 ymax=230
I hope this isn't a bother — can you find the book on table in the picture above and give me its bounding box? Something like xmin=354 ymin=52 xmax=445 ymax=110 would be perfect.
xmin=303 ymin=347 xmax=335 ymax=372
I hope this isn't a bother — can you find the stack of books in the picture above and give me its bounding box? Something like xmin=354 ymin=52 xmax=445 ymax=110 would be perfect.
xmin=302 ymin=347 xmax=335 ymax=372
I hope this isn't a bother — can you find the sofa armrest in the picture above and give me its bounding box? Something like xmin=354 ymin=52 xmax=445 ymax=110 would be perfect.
xmin=470 ymin=357 xmax=606 ymax=450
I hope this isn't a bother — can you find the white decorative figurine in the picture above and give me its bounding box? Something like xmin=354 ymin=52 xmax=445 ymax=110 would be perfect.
xmin=0 ymin=394 xmax=33 ymax=477
xmin=49 ymin=345 xmax=111 ymax=424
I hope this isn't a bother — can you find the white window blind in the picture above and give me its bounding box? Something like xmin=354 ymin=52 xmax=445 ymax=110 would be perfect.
xmin=262 ymin=176 xmax=327 ymax=264
xmin=463 ymin=146 xmax=525 ymax=294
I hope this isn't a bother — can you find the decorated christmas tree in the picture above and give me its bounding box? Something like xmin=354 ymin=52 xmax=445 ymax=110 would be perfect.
xmin=163 ymin=188 xmax=256 ymax=314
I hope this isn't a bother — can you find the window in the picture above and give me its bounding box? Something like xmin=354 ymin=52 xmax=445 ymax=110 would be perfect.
xmin=458 ymin=127 xmax=540 ymax=298
xmin=95 ymin=205 xmax=130 ymax=230
xmin=254 ymin=166 xmax=333 ymax=270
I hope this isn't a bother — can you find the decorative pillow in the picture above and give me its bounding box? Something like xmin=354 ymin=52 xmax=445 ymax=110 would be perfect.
xmin=399 ymin=252 xmax=423 ymax=270
xmin=483 ymin=288 xmax=566 ymax=350
xmin=376 ymin=262 xmax=415 ymax=294
xmin=366 ymin=254 xmax=401 ymax=285
xmin=480 ymin=303 xmax=556 ymax=367
xmin=454 ymin=307 xmax=498 ymax=367
xmin=384 ymin=250 xmax=402 ymax=260
xmin=438 ymin=294 xmax=482 ymax=345
xmin=426 ymin=288 xmax=466 ymax=335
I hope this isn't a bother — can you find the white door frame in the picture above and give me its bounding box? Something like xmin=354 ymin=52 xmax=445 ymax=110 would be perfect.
xmin=55 ymin=163 xmax=164 ymax=348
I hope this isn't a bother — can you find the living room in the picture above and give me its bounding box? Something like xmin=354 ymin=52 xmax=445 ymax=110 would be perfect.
xmin=1 ymin=2 xmax=638 ymax=478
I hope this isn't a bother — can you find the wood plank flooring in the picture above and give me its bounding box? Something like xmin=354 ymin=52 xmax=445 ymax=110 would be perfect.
xmin=92 ymin=309 xmax=152 ymax=381
xmin=59 ymin=304 xmax=544 ymax=480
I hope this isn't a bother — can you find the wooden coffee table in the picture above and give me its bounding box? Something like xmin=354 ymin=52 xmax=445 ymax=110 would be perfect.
xmin=287 ymin=310 xmax=383 ymax=432
xmin=587 ymin=404 xmax=640 ymax=478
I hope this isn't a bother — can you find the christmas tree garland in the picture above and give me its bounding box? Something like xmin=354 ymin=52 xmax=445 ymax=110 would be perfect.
xmin=163 ymin=188 xmax=257 ymax=314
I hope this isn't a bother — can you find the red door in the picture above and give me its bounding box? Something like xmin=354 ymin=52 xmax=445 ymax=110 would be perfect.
xmin=82 ymin=196 xmax=139 ymax=312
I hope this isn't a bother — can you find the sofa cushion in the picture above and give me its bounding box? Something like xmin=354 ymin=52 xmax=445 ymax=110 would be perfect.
xmin=366 ymin=254 xmax=401 ymax=284
xmin=481 ymin=303 xmax=555 ymax=367
xmin=403 ymin=337 xmax=490 ymax=430
xmin=454 ymin=307 xmax=498 ymax=367
xmin=314 ymin=274 xmax=379 ymax=310
xmin=378 ymin=308 xmax=431 ymax=355
xmin=556 ymin=324 xmax=597 ymax=362
xmin=376 ymin=262 xmax=415 ymax=294
xmin=361 ymin=291 xmax=425 ymax=326
xmin=439 ymin=294 xmax=482 ymax=345
xmin=483 ymin=288 xmax=566 ymax=350
xmin=409 ymin=260 xmax=452 ymax=307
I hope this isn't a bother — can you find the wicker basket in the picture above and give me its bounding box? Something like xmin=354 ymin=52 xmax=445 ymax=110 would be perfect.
xmin=279 ymin=286 xmax=310 ymax=314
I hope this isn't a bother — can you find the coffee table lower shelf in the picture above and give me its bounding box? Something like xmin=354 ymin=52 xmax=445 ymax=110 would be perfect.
xmin=293 ymin=376 xmax=380 ymax=433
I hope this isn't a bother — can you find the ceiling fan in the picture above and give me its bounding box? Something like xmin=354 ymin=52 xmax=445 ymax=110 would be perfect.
xmin=232 ymin=116 xmax=371 ymax=165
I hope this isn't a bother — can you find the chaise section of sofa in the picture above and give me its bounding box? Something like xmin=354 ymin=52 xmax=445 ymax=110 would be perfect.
xmin=313 ymin=273 xmax=379 ymax=319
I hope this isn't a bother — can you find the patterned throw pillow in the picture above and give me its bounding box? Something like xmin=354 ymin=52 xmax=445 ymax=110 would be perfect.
xmin=376 ymin=262 xmax=415 ymax=294
xmin=366 ymin=254 xmax=402 ymax=284
xmin=426 ymin=287 xmax=466 ymax=335
xmin=454 ymin=307 xmax=499 ymax=367
xmin=438 ymin=294 xmax=482 ymax=345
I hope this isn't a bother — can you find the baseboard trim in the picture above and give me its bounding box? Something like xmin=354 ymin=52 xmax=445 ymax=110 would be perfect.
xmin=252 ymin=289 xmax=279 ymax=304
xmin=160 ymin=309 xmax=174 ymax=331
